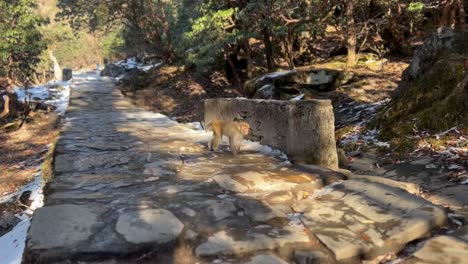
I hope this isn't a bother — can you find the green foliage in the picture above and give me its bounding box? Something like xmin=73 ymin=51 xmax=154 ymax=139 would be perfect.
xmin=185 ymin=6 xmax=238 ymax=72
xmin=408 ymin=2 xmax=425 ymax=13
xmin=0 ymin=0 xmax=46 ymax=86
xmin=100 ymin=26 xmax=126 ymax=60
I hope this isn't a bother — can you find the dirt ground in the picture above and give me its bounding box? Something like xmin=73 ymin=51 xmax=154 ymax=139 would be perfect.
xmin=0 ymin=112 xmax=59 ymax=195
xmin=122 ymin=66 xmax=241 ymax=123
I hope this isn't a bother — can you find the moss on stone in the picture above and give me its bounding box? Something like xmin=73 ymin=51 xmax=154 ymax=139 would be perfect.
xmin=374 ymin=54 xmax=467 ymax=134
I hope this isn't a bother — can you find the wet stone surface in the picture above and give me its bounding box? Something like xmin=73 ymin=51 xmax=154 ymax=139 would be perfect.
xmin=24 ymin=73 xmax=454 ymax=263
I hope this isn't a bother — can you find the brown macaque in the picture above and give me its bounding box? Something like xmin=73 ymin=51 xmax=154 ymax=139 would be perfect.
xmin=206 ymin=119 xmax=250 ymax=155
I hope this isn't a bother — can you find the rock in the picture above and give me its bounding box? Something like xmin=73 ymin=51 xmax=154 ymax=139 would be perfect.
xmin=246 ymin=254 xmax=288 ymax=264
xmin=337 ymin=148 xmax=349 ymax=168
xmin=378 ymin=27 xmax=468 ymax=132
xmin=185 ymin=229 xmax=199 ymax=240
xmin=410 ymin=158 xmax=433 ymax=165
xmin=195 ymin=226 xmax=310 ymax=257
xmin=437 ymin=26 xmax=454 ymax=39
xmin=181 ymin=207 xmax=197 ymax=217
xmin=244 ymin=69 xmax=341 ymax=97
xmin=301 ymin=69 xmax=339 ymax=91
xmin=244 ymin=71 xmax=297 ymax=97
xmin=55 ymin=152 xmax=130 ymax=172
xmin=117 ymin=68 xmax=149 ymax=91
xmin=365 ymin=59 xmax=388 ymax=72
xmin=237 ymin=199 xmax=288 ymax=225
xmin=213 ymin=171 xmax=320 ymax=194
xmin=338 ymin=71 xmax=356 ymax=86
xmin=0 ymin=211 xmax=20 ymax=236
xmin=115 ymin=209 xmax=184 ymax=244
xmin=294 ymin=250 xmax=330 ymax=264
xmin=253 ymin=84 xmax=278 ymax=99
xmin=292 ymin=178 xmax=447 ymax=261
xmin=201 ymin=200 xmax=237 ymax=221
xmin=19 ymin=190 xmax=33 ymax=207
xmin=411 ymin=236 xmax=468 ymax=263
xmin=27 ymin=204 xmax=104 ymax=249
xmin=349 ymin=174 xmax=421 ymax=195
xmin=213 ymin=174 xmax=249 ymax=193
xmin=265 ymin=191 xmax=293 ymax=204
xmin=100 ymin=63 xmax=126 ymax=77
xmin=427 ymin=184 xmax=468 ymax=217
xmin=452 ymin=226 xmax=468 ymax=242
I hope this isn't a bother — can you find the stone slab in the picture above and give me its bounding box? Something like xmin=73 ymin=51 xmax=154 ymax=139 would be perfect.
xmin=115 ymin=209 xmax=184 ymax=244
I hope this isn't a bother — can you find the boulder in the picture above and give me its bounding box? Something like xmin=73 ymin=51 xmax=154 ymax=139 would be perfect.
xmin=365 ymin=59 xmax=388 ymax=72
xmin=291 ymin=178 xmax=447 ymax=261
xmin=244 ymin=71 xmax=297 ymax=97
xmin=100 ymin=63 xmax=126 ymax=77
xmin=253 ymin=84 xmax=278 ymax=99
xmin=117 ymin=68 xmax=150 ymax=91
xmin=375 ymin=27 xmax=468 ymax=132
xmin=244 ymin=69 xmax=341 ymax=97
xmin=295 ymin=69 xmax=340 ymax=91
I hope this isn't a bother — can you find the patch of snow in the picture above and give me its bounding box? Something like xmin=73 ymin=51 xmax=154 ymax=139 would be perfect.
xmin=184 ymin=122 xmax=204 ymax=131
xmin=311 ymin=181 xmax=343 ymax=199
xmin=290 ymin=94 xmax=304 ymax=101
xmin=0 ymin=171 xmax=44 ymax=264
xmin=257 ymin=70 xmax=296 ymax=82
xmin=287 ymin=213 xmax=304 ymax=227
xmin=447 ymin=164 xmax=462 ymax=170
xmin=0 ymin=215 xmax=30 ymax=264
xmin=13 ymin=79 xmax=71 ymax=115
xmin=374 ymin=141 xmax=390 ymax=148
xmin=242 ymin=139 xmax=289 ymax=161
xmin=114 ymin=57 xmax=161 ymax=72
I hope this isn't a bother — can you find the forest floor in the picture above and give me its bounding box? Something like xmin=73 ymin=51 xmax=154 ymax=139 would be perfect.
xmin=0 ymin=112 xmax=59 ymax=236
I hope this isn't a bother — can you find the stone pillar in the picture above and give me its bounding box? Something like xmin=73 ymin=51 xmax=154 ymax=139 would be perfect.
xmin=204 ymin=98 xmax=339 ymax=169
xmin=62 ymin=68 xmax=72 ymax=81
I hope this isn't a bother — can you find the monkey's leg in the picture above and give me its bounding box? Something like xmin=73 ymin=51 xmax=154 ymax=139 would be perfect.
xmin=229 ymin=136 xmax=240 ymax=155
xmin=211 ymin=135 xmax=221 ymax=151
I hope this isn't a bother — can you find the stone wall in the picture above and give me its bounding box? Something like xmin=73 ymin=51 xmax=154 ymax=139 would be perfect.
xmin=204 ymin=98 xmax=338 ymax=169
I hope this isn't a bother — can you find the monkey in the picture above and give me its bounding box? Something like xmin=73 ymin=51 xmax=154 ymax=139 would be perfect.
xmin=206 ymin=119 xmax=250 ymax=155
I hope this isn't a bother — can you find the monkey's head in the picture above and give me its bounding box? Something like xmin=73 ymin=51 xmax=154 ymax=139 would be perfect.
xmin=239 ymin=122 xmax=250 ymax=135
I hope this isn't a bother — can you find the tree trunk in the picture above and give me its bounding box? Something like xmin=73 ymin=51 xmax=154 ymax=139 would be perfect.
xmin=284 ymin=29 xmax=295 ymax=69
xmin=346 ymin=2 xmax=357 ymax=68
xmin=226 ymin=53 xmax=242 ymax=91
xmin=0 ymin=93 xmax=10 ymax=119
xmin=262 ymin=27 xmax=275 ymax=71
xmin=457 ymin=0 xmax=466 ymax=25
xmin=243 ymin=39 xmax=254 ymax=79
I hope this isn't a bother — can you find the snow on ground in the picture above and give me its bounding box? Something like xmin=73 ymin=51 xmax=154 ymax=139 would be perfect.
xmin=0 ymin=214 xmax=30 ymax=264
xmin=0 ymin=171 xmax=44 ymax=264
xmin=1 ymin=78 xmax=70 ymax=263
xmin=336 ymin=99 xmax=391 ymax=149
xmin=181 ymin=121 xmax=290 ymax=162
xmin=14 ymin=80 xmax=71 ymax=115
xmin=257 ymin=70 xmax=296 ymax=82
xmin=290 ymin=94 xmax=304 ymax=101
xmin=115 ymin=57 xmax=162 ymax=72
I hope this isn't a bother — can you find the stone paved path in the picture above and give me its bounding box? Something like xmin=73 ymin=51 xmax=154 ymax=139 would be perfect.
xmin=23 ymin=73 xmax=462 ymax=263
